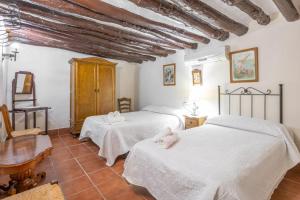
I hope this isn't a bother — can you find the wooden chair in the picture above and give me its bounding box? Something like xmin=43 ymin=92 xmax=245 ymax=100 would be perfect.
xmin=118 ymin=98 xmax=131 ymax=113
xmin=0 ymin=104 xmax=41 ymax=139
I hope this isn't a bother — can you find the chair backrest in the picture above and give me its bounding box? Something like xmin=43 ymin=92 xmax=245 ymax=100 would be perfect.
xmin=0 ymin=104 xmax=13 ymax=139
xmin=118 ymin=98 xmax=131 ymax=113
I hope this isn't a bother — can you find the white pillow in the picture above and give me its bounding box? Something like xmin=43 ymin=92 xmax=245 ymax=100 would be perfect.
xmin=206 ymin=115 xmax=286 ymax=138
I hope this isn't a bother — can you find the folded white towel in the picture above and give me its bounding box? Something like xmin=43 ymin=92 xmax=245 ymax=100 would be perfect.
xmin=162 ymin=134 xmax=179 ymax=149
xmin=152 ymin=127 xmax=179 ymax=149
xmin=152 ymin=127 xmax=173 ymax=143
xmin=107 ymin=111 xmax=125 ymax=123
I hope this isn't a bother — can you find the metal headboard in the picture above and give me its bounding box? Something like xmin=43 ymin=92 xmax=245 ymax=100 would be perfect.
xmin=218 ymin=84 xmax=283 ymax=123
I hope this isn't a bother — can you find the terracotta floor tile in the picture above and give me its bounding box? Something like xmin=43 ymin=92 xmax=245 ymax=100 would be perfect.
xmin=111 ymin=159 xmax=125 ymax=175
xmin=84 ymin=141 xmax=100 ymax=153
xmin=51 ymin=147 xmax=73 ymax=163
xmin=69 ymin=144 xmax=92 ymax=158
xmin=77 ymin=154 xmax=107 ymax=173
xmin=67 ymin=187 xmax=104 ymax=200
xmin=51 ymin=137 xmax=65 ymax=148
xmin=60 ymin=175 xmax=93 ymax=197
xmin=56 ymin=159 xmax=84 ymax=183
xmin=96 ymin=173 xmax=130 ymax=198
xmin=49 ymin=131 xmax=59 ymax=139
xmin=59 ymin=128 xmax=71 ymax=135
xmin=132 ymin=186 xmax=156 ymax=200
xmin=38 ymin=167 xmax=58 ymax=185
xmin=89 ymin=168 xmax=117 ymax=186
xmin=61 ymin=135 xmax=83 ymax=146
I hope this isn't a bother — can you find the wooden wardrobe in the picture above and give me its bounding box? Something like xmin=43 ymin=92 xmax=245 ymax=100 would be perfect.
xmin=70 ymin=57 xmax=116 ymax=134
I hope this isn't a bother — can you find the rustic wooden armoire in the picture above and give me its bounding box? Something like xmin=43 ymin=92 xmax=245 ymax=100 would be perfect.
xmin=70 ymin=57 xmax=116 ymax=134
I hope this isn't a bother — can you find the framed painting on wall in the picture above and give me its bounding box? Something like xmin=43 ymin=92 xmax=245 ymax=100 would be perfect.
xmin=229 ymin=47 xmax=259 ymax=83
xmin=192 ymin=69 xmax=202 ymax=85
xmin=163 ymin=63 xmax=176 ymax=86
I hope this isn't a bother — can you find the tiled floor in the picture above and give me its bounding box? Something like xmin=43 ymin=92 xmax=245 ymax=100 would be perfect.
xmin=0 ymin=129 xmax=154 ymax=200
xmin=0 ymin=129 xmax=300 ymax=200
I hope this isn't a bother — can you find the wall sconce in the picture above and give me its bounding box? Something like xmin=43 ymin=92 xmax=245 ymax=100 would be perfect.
xmin=2 ymin=48 xmax=19 ymax=61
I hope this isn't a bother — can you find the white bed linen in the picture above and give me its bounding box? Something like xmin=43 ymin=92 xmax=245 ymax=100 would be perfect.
xmin=79 ymin=109 xmax=184 ymax=166
xmin=123 ymin=117 xmax=300 ymax=200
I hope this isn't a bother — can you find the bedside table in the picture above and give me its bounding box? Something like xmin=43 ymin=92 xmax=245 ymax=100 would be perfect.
xmin=184 ymin=115 xmax=207 ymax=129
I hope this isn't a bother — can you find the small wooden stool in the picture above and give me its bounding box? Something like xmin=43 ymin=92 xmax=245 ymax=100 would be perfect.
xmin=3 ymin=183 xmax=65 ymax=200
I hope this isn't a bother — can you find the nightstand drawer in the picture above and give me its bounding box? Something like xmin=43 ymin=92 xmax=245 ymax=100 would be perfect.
xmin=184 ymin=115 xmax=207 ymax=129
xmin=185 ymin=119 xmax=199 ymax=127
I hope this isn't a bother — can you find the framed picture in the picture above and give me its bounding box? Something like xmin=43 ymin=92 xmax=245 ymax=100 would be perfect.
xmin=229 ymin=47 xmax=259 ymax=83
xmin=163 ymin=63 xmax=176 ymax=86
xmin=192 ymin=69 xmax=202 ymax=85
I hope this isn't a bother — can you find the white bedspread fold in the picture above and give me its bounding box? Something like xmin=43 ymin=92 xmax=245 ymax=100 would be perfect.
xmin=79 ymin=110 xmax=184 ymax=166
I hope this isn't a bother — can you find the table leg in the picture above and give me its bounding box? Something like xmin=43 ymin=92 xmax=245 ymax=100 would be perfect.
xmin=9 ymin=169 xmax=46 ymax=194
xmin=25 ymin=111 xmax=28 ymax=129
xmin=45 ymin=109 xmax=48 ymax=134
xmin=12 ymin=111 xmax=15 ymax=130
xmin=33 ymin=111 xmax=36 ymax=128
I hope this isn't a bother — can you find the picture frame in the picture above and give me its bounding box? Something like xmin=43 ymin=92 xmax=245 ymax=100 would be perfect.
xmin=192 ymin=69 xmax=202 ymax=85
xmin=163 ymin=63 xmax=176 ymax=86
xmin=229 ymin=47 xmax=259 ymax=83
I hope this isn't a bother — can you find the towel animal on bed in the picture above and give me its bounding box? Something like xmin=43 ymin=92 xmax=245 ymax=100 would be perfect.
xmin=106 ymin=111 xmax=125 ymax=123
xmin=152 ymin=127 xmax=179 ymax=149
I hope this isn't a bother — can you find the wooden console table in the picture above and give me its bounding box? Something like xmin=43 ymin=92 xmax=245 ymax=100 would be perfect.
xmin=0 ymin=135 xmax=53 ymax=195
xmin=12 ymin=106 xmax=51 ymax=134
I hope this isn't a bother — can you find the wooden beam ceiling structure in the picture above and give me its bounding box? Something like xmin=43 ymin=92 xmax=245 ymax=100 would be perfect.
xmin=158 ymin=0 xmax=248 ymax=36
xmin=124 ymin=0 xmax=230 ymax=41
xmin=18 ymin=0 xmax=208 ymax=47
xmin=272 ymin=0 xmax=299 ymax=22
xmin=220 ymin=0 xmax=271 ymax=25
xmin=0 ymin=0 xmax=286 ymax=63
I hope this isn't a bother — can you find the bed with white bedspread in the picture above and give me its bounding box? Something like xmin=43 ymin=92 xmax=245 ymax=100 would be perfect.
xmin=79 ymin=105 xmax=184 ymax=166
xmin=123 ymin=115 xmax=300 ymax=200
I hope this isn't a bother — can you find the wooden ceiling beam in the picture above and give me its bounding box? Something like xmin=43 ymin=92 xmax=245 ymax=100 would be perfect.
xmin=1 ymin=0 xmax=183 ymax=50
xmin=291 ymin=0 xmax=300 ymax=14
xmin=272 ymin=0 xmax=299 ymax=21
xmin=11 ymin=37 xmax=144 ymax=63
xmin=20 ymin=23 xmax=157 ymax=61
xmin=128 ymin=0 xmax=230 ymax=40
xmin=157 ymin=0 xmax=248 ymax=36
xmin=22 ymin=0 xmax=207 ymax=46
xmin=1 ymin=8 xmax=171 ymax=57
xmin=220 ymin=0 xmax=271 ymax=25
xmin=64 ymin=0 xmax=210 ymax=44
xmin=19 ymin=27 xmax=157 ymax=62
xmin=9 ymin=29 xmax=149 ymax=63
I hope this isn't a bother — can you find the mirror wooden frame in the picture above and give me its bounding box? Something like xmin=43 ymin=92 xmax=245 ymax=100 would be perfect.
xmin=15 ymin=71 xmax=34 ymax=94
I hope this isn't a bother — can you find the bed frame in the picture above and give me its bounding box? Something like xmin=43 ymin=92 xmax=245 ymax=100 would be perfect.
xmin=218 ymin=84 xmax=283 ymax=123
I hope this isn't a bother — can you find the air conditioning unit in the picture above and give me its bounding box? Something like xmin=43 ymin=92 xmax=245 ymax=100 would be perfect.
xmin=184 ymin=46 xmax=230 ymax=67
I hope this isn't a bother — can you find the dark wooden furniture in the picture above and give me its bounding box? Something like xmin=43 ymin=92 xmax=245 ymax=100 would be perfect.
xmin=0 ymin=104 xmax=41 ymax=139
xmin=11 ymin=71 xmax=51 ymax=134
xmin=118 ymin=97 xmax=131 ymax=113
xmin=70 ymin=57 xmax=116 ymax=134
xmin=0 ymin=135 xmax=53 ymax=195
xmin=184 ymin=115 xmax=207 ymax=129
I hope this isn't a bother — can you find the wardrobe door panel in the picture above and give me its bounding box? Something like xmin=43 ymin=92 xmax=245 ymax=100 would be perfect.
xmin=97 ymin=65 xmax=115 ymax=114
xmin=75 ymin=62 xmax=97 ymax=125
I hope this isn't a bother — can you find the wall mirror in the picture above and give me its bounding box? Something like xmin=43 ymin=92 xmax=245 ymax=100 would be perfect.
xmin=15 ymin=71 xmax=34 ymax=94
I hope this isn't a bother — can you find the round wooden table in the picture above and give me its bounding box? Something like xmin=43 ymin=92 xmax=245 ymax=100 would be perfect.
xmin=0 ymin=135 xmax=53 ymax=195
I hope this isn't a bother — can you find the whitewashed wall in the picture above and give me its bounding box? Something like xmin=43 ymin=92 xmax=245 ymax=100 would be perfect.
xmin=138 ymin=15 xmax=300 ymax=146
xmin=138 ymin=50 xmax=190 ymax=108
xmin=6 ymin=44 xmax=138 ymax=131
